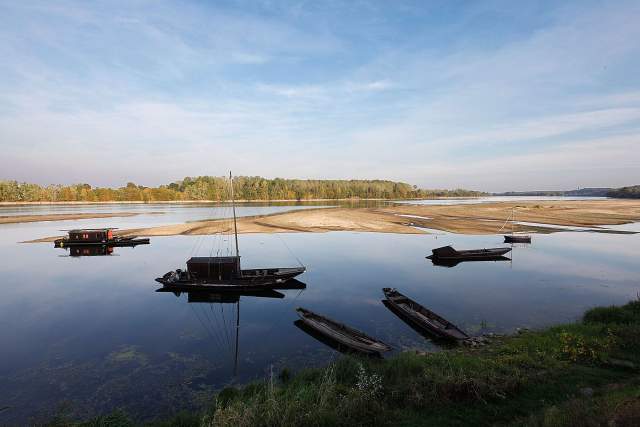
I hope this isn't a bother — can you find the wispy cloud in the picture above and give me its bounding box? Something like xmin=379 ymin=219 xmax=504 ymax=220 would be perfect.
xmin=0 ymin=0 xmax=639 ymax=191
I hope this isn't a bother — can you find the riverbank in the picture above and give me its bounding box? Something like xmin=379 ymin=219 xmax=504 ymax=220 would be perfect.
xmin=22 ymin=199 xmax=640 ymax=243
xmin=0 ymin=197 xmax=434 ymax=206
xmin=48 ymin=298 xmax=640 ymax=426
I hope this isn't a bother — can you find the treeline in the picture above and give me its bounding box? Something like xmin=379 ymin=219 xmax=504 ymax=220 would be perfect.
xmin=497 ymin=188 xmax=612 ymax=197
xmin=607 ymin=185 xmax=640 ymax=199
xmin=0 ymin=177 xmax=486 ymax=202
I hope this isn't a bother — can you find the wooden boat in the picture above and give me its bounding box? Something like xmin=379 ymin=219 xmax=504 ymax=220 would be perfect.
xmin=504 ymin=235 xmax=532 ymax=243
xmin=382 ymin=288 xmax=469 ymax=341
xmin=427 ymin=245 xmax=511 ymax=260
xmin=156 ymin=172 xmax=305 ymax=289
xmin=54 ymin=228 xmax=149 ymax=247
xmin=155 ymin=258 xmax=306 ymax=287
xmin=295 ymin=308 xmax=392 ymax=356
xmin=502 ymin=207 xmax=532 ymax=243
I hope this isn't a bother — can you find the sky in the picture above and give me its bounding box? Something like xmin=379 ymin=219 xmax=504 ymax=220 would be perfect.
xmin=0 ymin=0 xmax=639 ymax=192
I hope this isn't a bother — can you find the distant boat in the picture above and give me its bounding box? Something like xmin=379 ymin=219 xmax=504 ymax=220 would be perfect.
xmin=295 ymin=307 xmax=392 ymax=356
xmin=427 ymin=245 xmax=511 ymax=260
xmin=156 ymin=172 xmax=305 ymax=289
xmin=382 ymin=288 xmax=469 ymax=341
xmin=54 ymin=228 xmax=149 ymax=247
xmin=503 ymin=207 xmax=532 ymax=243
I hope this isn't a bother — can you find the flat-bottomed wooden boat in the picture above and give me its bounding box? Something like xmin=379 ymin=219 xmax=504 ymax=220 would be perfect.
xmin=427 ymin=245 xmax=511 ymax=260
xmin=295 ymin=307 xmax=392 ymax=356
xmin=382 ymin=288 xmax=469 ymax=341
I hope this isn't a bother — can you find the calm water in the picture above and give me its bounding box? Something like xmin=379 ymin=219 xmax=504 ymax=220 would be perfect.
xmin=1 ymin=200 xmax=638 ymax=423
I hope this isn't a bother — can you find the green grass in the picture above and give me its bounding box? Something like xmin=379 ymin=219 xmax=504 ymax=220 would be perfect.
xmin=48 ymin=299 xmax=640 ymax=426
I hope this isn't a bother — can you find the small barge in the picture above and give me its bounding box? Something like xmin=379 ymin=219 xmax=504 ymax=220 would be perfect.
xmin=54 ymin=228 xmax=149 ymax=248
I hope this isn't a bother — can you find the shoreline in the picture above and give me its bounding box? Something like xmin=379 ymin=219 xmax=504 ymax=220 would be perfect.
xmin=21 ymin=199 xmax=640 ymax=243
xmin=0 ymin=197 xmax=478 ymax=206
xmin=57 ymin=298 xmax=640 ymax=426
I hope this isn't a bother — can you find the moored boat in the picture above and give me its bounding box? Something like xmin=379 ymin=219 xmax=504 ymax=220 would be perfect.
xmin=155 ymin=257 xmax=306 ymax=288
xmin=427 ymin=245 xmax=511 ymax=260
xmin=54 ymin=228 xmax=149 ymax=247
xmin=382 ymin=288 xmax=469 ymax=341
xmin=295 ymin=307 xmax=392 ymax=356
xmin=156 ymin=172 xmax=305 ymax=290
xmin=502 ymin=207 xmax=532 ymax=244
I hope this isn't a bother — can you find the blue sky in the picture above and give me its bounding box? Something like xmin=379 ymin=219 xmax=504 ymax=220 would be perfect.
xmin=0 ymin=0 xmax=639 ymax=191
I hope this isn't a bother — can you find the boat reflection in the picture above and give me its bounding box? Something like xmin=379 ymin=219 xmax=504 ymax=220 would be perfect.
xmin=427 ymin=255 xmax=511 ymax=268
xmin=156 ymin=279 xmax=306 ymax=376
xmin=59 ymin=245 xmax=116 ymax=257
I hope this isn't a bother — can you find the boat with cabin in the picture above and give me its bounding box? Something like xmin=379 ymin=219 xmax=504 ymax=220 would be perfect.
xmin=156 ymin=172 xmax=305 ymax=290
xmin=54 ymin=228 xmax=150 ymax=248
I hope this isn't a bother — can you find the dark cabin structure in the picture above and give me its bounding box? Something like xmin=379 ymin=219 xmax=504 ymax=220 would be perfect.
xmin=187 ymin=256 xmax=240 ymax=281
xmin=68 ymin=228 xmax=113 ymax=243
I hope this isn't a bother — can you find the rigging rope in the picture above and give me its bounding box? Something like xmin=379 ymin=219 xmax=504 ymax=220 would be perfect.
xmin=276 ymin=233 xmax=305 ymax=268
xmin=497 ymin=209 xmax=513 ymax=233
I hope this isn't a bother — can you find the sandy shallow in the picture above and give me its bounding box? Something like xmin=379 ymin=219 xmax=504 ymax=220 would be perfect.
xmin=0 ymin=212 xmax=155 ymax=225
xmin=22 ymin=200 xmax=640 ymax=243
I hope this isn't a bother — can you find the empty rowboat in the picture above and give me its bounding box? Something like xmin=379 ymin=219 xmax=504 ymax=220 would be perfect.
xmin=427 ymin=245 xmax=511 ymax=260
xmin=295 ymin=308 xmax=392 ymax=356
xmin=382 ymin=288 xmax=469 ymax=341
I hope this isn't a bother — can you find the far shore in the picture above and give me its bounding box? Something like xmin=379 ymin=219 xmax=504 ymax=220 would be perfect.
xmin=0 ymin=197 xmax=449 ymax=206
xmin=21 ymin=199 xmax=640 ymax=243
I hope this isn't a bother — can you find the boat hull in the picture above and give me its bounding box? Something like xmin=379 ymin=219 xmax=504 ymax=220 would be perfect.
xmin=504 ymin=235 xmax=532 ymax=243
xmin=427 ymin=245 xmax=511 ymax=260
xmin=155 ymin=266 xmax=306 ymax=289
xmin=296 ymin=308 xmax=391 ymax=356
xmin=382 ymin=288 xmax=468 ymax=341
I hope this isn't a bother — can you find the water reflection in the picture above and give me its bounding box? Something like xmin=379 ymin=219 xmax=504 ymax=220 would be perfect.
xmin=156 ymin=279 xmax=307 ymax=377
xmin=427 ymin=255 xmax=511 ymax=268
xmin=66 ymin=245 xmax=115 ymax=257
xmin=1 ymin=201 xmax=640 ymax=424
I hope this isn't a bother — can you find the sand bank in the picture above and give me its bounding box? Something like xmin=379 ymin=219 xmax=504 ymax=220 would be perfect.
xmin=0 ymin=212 xmax=157 ymax=225
xmin=24 ymin=200 xmax=640 ymax=243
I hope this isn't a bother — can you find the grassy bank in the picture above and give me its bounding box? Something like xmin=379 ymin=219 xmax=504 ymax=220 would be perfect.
xmin=49 ymin=299 xmax=640 ymax=426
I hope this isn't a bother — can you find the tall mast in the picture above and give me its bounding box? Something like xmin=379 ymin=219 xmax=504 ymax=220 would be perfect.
xmin=230 ymin=172 xmax=240 ymax=266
